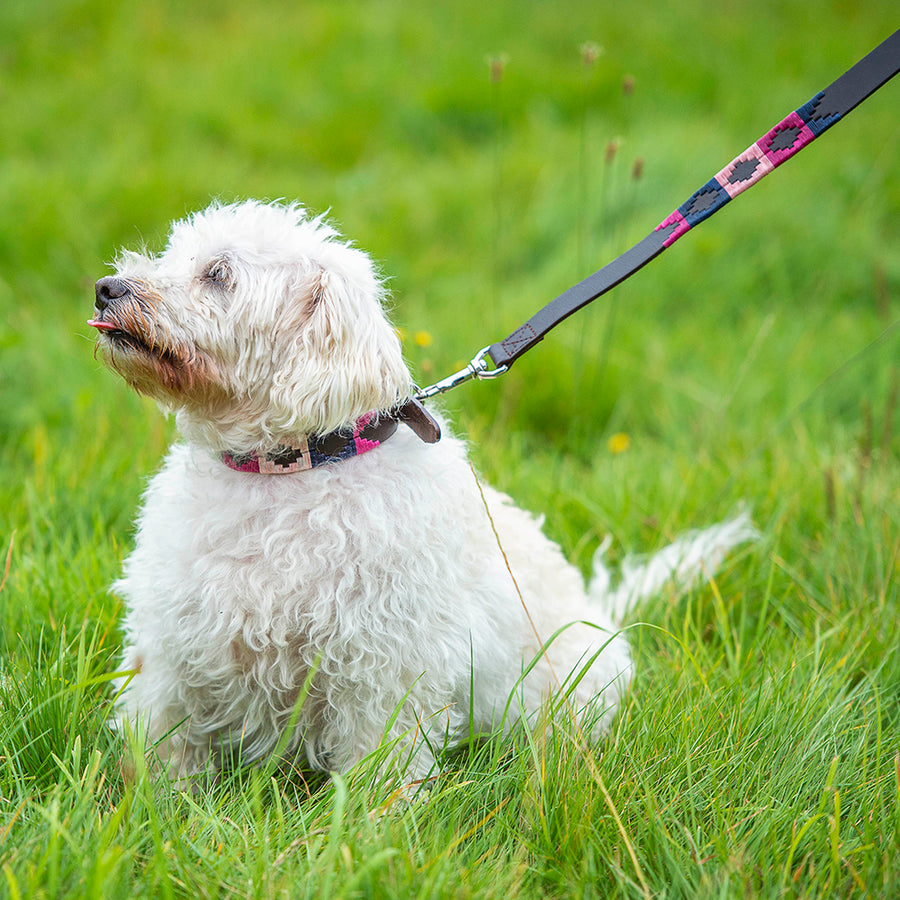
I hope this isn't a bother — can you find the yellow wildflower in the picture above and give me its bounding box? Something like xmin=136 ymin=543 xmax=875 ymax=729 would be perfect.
xmin=607 ymin=432 xmax=631 ymax=455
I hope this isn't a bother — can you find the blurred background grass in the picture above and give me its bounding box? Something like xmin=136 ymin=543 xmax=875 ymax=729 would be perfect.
xmin=1 ymin=2 xmax=900 ymax=895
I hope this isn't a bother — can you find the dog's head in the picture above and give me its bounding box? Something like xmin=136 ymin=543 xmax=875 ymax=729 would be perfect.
xmin=90 ymin=200 xmax=413 ymax=450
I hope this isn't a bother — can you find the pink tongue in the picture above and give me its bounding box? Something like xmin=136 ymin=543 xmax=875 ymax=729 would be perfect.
xmin=87 ymin=319 xmax=118 ymax=331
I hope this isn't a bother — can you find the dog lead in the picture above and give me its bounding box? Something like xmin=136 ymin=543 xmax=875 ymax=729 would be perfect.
xmin=416 ymin=27 xmax=900 ymax=399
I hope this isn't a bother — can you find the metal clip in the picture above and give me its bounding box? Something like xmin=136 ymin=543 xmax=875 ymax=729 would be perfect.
xmin=414 ymin=346 xmax=508 ymax=401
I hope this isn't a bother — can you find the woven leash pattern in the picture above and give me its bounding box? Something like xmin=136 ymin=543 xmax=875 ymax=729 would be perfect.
xmin=475 ymin=28 xmax=900 ymax=376
xmin=656 ymin=92 xmax=842 ymax=249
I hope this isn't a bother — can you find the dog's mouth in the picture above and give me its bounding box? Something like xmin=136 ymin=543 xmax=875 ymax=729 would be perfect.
xmin=89 ymin=275 xmax=167 ymax=358
xmin=88 ymin=316 xmax=157 ymax=355
xmin=88 ymin=306 xmax=221 ymax=401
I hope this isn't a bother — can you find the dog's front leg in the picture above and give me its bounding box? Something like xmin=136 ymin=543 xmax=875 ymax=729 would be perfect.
xmin=312 ymin=682 xmax=457 ymax=792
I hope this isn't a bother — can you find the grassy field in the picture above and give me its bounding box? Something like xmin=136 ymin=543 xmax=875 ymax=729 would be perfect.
xmin=2 ymin=0 xmax=899 ymax=896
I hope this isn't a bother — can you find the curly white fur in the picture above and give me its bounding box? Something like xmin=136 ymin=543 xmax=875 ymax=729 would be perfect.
xmin=92 ymin=200 xmax=754 ymax=783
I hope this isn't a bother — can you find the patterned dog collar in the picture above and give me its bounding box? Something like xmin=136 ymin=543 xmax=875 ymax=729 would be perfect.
xmin=222 ymin=412 xmax=399 ymax=474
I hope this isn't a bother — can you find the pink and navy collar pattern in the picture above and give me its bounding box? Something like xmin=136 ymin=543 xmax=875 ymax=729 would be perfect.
xmin=221 ymin=412 xmax=399 ymax=474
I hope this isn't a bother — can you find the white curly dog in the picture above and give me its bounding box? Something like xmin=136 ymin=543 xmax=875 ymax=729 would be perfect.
xmin=89 ymin=199 xmax=754 ymax=784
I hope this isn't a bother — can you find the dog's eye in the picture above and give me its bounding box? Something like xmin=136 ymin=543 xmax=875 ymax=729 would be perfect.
xmin=205 ymin=261 xmax=234 ymax=289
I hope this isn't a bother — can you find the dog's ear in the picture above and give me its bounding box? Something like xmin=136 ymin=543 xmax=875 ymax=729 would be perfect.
xmin=268 ymin=264 xmax=413 ymax=435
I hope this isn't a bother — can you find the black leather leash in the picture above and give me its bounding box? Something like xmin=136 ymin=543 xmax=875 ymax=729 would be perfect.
xmin=415 ymin=27 xmax=900 ymax=401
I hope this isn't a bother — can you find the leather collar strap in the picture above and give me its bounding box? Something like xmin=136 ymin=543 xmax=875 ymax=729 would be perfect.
xmin=222 ymin=399 xmax=441 ymax=473
xmin=474 ymin=27 xmax=900 ymax=373
xmin=222 ymin=412 xmax=399 ymax=474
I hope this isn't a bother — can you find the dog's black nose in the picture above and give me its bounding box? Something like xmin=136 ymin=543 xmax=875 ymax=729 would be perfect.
xmin=94 ymin=276 xmax=129 ymax=312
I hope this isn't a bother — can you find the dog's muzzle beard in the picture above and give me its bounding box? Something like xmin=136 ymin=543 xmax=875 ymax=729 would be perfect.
xmin=90 ymin=276 xmax=220 ymax=399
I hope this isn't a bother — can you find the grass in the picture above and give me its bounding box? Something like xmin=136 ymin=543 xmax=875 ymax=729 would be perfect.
xmin=1 ymin=0 xmax=900 ymax=895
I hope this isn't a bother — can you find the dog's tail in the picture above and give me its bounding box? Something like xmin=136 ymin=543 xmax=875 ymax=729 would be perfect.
xmin=588 ymin=509 xmax=758 ymax=623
